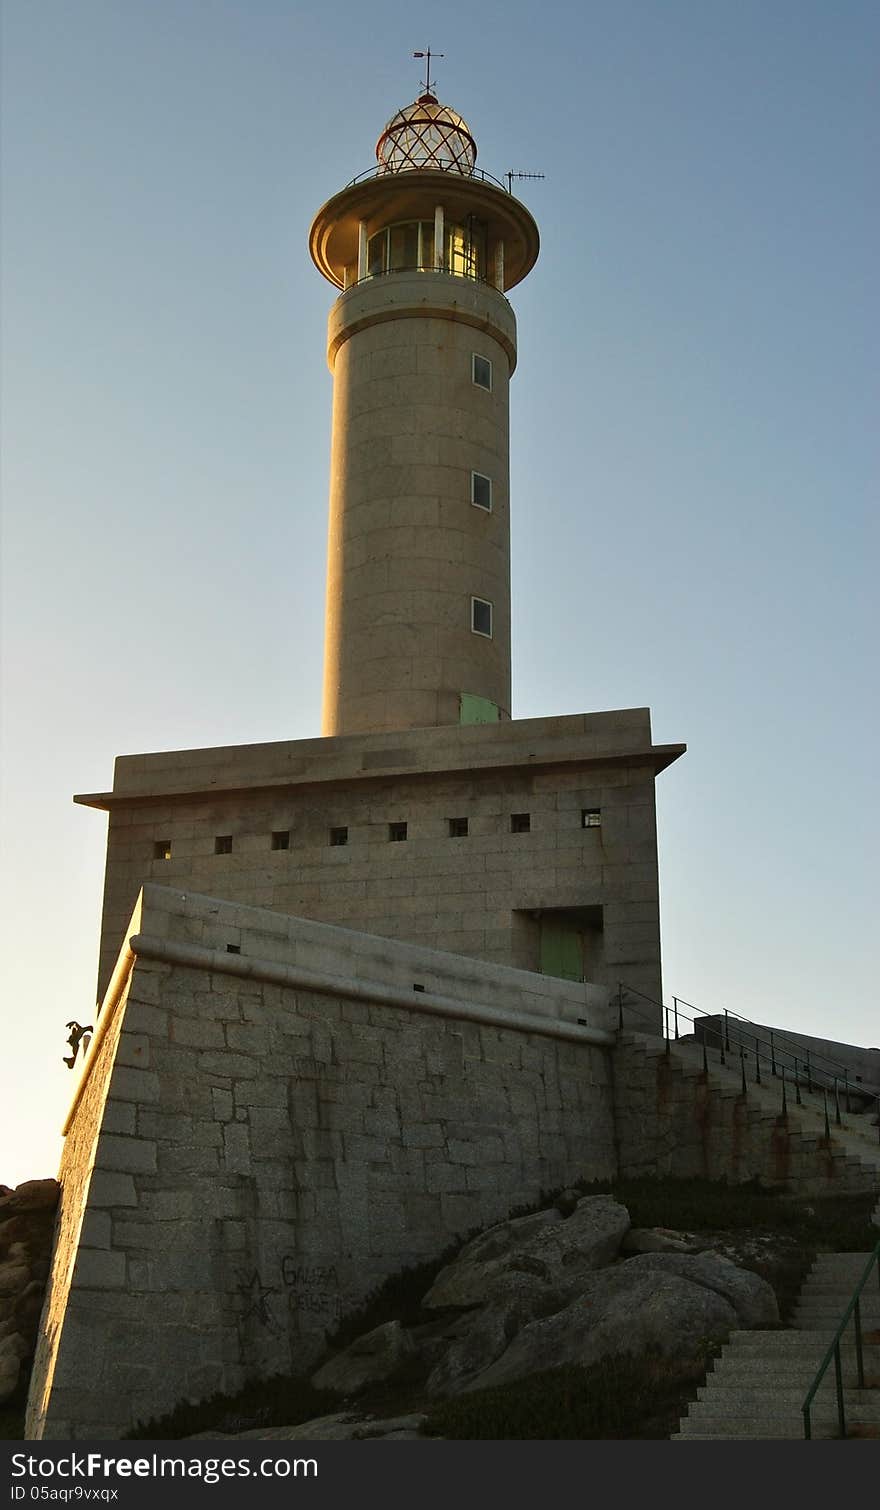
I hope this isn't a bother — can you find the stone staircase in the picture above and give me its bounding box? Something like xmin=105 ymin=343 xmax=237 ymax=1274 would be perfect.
xmin=673 ymin=1208 xmax=880 ymax=1440
xmin=614 ymin=1030 xmax=880 ymax=1195
xmin=671 ymin=1031 xmax=880 ymax=1167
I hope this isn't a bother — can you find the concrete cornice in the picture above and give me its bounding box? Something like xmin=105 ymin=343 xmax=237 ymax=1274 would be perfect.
xmin=74 ymin=741 xmax=686 ymax=811
xmin=128 ymin=931 xmax=615 ymax=1049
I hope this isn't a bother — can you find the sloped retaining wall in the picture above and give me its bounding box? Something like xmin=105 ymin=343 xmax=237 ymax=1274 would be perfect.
xmin=27 ymin=885 xmax=616 ymax=1439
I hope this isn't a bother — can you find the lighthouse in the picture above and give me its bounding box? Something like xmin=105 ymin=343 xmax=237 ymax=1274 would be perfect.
xmin=309 ymin=88 xmax=539 ymax=736
xmin=36 ymin=70 xmax=689 ymax=1442
xmin=77 ymin=79 xmax=682 ymax=1013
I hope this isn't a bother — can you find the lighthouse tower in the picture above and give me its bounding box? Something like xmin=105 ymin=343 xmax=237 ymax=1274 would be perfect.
xmin=310 ymin=90 xmax=539 ymax=736
xmin=78 ymin=80 xmax=682 ymax=1020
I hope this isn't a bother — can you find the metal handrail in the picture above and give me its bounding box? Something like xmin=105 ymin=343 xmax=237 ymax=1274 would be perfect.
xmin=344 ymin=163 xmax=512 ymax=193
xmin=616 ymin=981 xmax=880 ymax=1143
xmin=679 ymin=996 xmax=877 ymax=1099
xmin=801 ymin=1242 xmax=880 ymax=1438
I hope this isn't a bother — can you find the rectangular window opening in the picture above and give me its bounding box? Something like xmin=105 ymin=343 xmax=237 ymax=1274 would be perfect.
xmin=329 ymin=826 xmax=348 ymax=847
xmin=471 ymin=596 xmax=493 ymax=637
xmin=153 ymin=840 xmax=172 ymax=861
xmin=471 ymin=471 xmax=492 ymax=511
xmin=271 ymin=830 xmax=291 ymax=850
xmin=582 ymin=809 xmax=602 ymax=828
xmin=389 ymin=821 xmax=408 ymax=842
xmin=226 ymin=943 xmax=241 ymax=955
xmin=510 ymin=812 xmax=531 ymax=834
xmin=448 ymin=817 xmax=469 ymax=838
xmin=214 ymin=835 xmax=233 ymax=855
xmin=472 ymin=353 xmax=492 ymax=391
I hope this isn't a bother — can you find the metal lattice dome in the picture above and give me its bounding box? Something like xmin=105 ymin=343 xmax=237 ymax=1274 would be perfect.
xmin=375 ymin=93 xmax=477 ymax=176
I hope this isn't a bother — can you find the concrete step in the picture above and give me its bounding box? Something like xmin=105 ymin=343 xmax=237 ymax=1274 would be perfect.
xmin=693 ymin=1387 xmax=880 ymax=1416
xmin=794 ymin=1304 xmax=880 ymax=1318
xmin=681 ymin=1407 xmax=880 ymax=1431
xmin=797 ymin=1287 xmax=880 ymax=1302
xmin=707 ymin=1366 xmax=879 ymax=1387
xmin=798 ymin=1286 xmax=880 ymax=1300
xmin=673 ymin=1429 xmax=818 ymax=1439
xmin=724 ymin=1334 xmax=880 ymax=1359
xmin=812 ymin=1250 xmax=879 ymax=1261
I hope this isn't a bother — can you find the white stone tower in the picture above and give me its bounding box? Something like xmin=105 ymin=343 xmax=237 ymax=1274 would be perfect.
xmin=310 ymin=90 xmax=539 ymax=736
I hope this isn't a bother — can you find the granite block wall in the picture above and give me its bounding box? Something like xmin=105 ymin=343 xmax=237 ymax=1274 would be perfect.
xmin=28 ymin=886 xmax=616 ymax=1439
xmin=82 ymin=711 xmax=682 ymax=1012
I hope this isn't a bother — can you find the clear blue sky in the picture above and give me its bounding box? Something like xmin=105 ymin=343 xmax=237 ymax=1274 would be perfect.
xmin=1 ymin=1 xmax=877 ymax=1186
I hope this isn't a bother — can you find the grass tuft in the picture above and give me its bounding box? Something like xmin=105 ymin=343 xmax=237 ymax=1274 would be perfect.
xmin=423 ymin=1347 xmax=725 ymax=1440
xmin=125 ymin=1373 xmax=337 ymax=1440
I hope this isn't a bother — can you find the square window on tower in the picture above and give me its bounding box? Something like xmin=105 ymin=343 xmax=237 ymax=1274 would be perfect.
xmin=388 ymin=821 xmax=408 ymax=842
xmin=582 ymin=809 xmax=602 ymax=828
xmin=472 ymin=353 xmax=492 ymax=390
xmin=271 ymin=830 xmax=291 ymax=850
xmin=471 ymin=597 xmax=493 ymax=637
xmin=214 ymin=835 xmax=233 ymax=855
xmin=448 ymin=816 xmax=469 ymax=838
xmin=471 ymin=472 xmax=492 ymax=511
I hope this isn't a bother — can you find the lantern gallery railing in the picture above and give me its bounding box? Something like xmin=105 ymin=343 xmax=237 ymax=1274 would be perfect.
xmin=345 ymin=163 xmax=512 ymax=194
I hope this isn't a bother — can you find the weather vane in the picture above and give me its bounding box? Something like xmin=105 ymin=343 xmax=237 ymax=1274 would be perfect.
xmin=413 ymin=48 xmax=443 ymax=96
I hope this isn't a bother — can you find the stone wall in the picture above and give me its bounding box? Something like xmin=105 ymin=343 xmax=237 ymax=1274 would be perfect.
xmin=28 ymin=885 xmax=616 ymax=1439
xmin=80 ymin=711 xmax=682 ymax=1011
xmin=613 ymin=1033 xmax=880 ymax=1196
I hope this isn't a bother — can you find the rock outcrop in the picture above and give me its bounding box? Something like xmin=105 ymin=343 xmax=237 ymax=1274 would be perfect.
xmin=310 ymin=1194 xmax=779 ymax=1407
xmin=0 ymin=1180 xmax=59 ymax=1407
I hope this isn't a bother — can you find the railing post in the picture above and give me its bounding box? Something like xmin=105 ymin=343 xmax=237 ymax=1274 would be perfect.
xmin=740 ymin=1050 xmax=747 ymax=1097
xmin=770 ymin=1028 xmax=777 ymax=1077
xmin=718 ymin=1022 xmax=726 ymax=1067
xmin=724 ymin=1008 xmax=730 ymax=1052
xmin=781 ymin=1067 xmax=787 ymax=1119
xmin=673 ymin=996 xmax=679 ymax=1041
xmin=835 ymin=1081 xmax=843 ymax=1128
xmin=755 ymin=1035 xmax=762 ymax=1086
xmin=823 ymin=1089 xmax=831 ymax=1140
xmin=854 ymin=1295 xmax=864 ymax=1388
xmin=794 ymin=1058 xmax=802 ymax=1106
xmin=702 ymin=1037 xmax=708 ymax=1074
xmin=834 ymin=1343 xmax=846 ymax=1438
xmin=664 ymin=1005 xmax=670 ymax=1057
xmin=806 ymin=1050 xmax=813 ymax=1094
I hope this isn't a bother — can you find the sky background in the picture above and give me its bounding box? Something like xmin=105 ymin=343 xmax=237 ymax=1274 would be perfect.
xmin=1 ymin=0 xmax=877 ymax=1187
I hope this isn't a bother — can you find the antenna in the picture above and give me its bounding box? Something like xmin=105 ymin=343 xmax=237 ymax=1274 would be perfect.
xmin=413 ymin=48 xmax=443 ymax=96
xmin=506 ymin=171 xmax=546 ymax=195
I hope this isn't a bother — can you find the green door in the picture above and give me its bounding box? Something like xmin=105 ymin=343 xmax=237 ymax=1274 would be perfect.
xmin=459 ymin=693 xmax=500 ymax=725
xmin=540 ymin=918 xmax=583 ymax=982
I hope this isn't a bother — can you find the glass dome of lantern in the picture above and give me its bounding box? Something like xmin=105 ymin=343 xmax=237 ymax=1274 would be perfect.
xmin=375 ymin=93 xmax=477 ymax=176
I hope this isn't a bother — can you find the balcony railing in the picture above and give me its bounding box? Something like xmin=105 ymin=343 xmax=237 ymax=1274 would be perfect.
xmin=344 ymin=164 xmax=512 ymax=194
